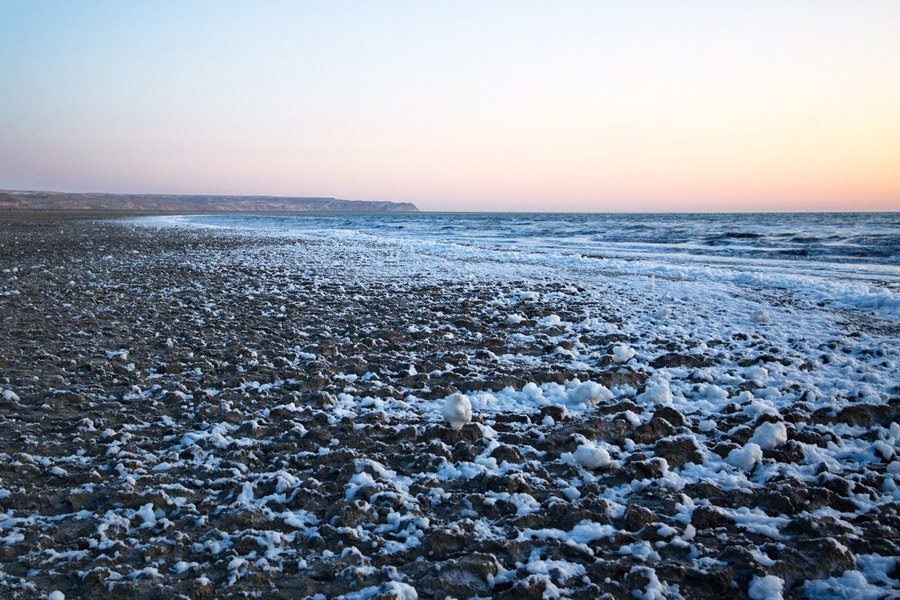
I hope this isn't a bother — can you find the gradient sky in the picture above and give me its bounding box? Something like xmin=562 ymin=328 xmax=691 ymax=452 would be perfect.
xmin=1 ymin=1 xmax=899 ymax=212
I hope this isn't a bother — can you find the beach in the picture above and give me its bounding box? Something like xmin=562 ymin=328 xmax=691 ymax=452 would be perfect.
xmin=1 ymin=212 xmax=899 ymax=599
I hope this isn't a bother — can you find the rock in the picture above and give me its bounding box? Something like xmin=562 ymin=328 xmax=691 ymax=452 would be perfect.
xmin=625 ymin=506 xmax=657 ymax=532
xmin=418 ymin=553 xmax=499 ymax=600
xmin=650 ymin=353 xmax=710 ymax=369
xmin=634 ymin=413 xmax=677 ymax=444
xmin=490 ymin=444 xmax=525 ymax=464
xmin=539 ymin=405 xmax=569 ymax=423
xmin=424 ymin=529 xmax=469 ymax=559
xmin=835 ymin=405 xmax=875 ymax=427
xmin=654 ymin=436 xmax=702 ymax=468
xmin=624 ymin=457 xmax=668 ymax=481
xmin=654 ymin=406 xmax=686 ymax=427
xmin=692 ymin=505 xmax=727 ymax=530
xmin=496 ymin=574 xmax=548 ymax=600
xmin=328 ymin=499 xmax=375 ymax=528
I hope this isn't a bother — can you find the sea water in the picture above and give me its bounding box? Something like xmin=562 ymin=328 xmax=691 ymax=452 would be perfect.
xmin=146 ymin=212 xmax=900 ymax=317
xmin=162 ymin=213 xmax=898 ymax=274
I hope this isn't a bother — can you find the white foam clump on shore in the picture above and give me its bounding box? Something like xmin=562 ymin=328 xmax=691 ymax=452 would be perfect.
xmin=802 ymin=570 xmax=889 ymax=600
xmin=748 ymin=574 xmax=784 ymax=600
xmin=727 ymin=443 xmax=764 ymax=471
xmin=136 ymin=503 xmax=158 ymax=529
xmin=873 ymin=441 xmax=893 ymax=461
xmin=635 ymin=378 xmax=673 ymax=406
xmin=574 ymin=443 xmax=610 ymax=470
xmin=745 ymin=366 xmax=768 ymax=382
xmin=750 ymin=309 xmax=770 ymax=323
xmin=612 ymin=344 xmax=636 ymax=363
xmin=630 ymin=566 xmax=667 ymax=600
xmin=538 ymin=314 xmax=562 ymax=327
xmin=749 ymin=421 xmax=788 ymax=450
xmin=566 ymin=381 xmax=613 ymax=408
xmin=349 ymin=581 xmax=418 ymax=600
xmin=441 ymin=393 xmax=472 ymax=431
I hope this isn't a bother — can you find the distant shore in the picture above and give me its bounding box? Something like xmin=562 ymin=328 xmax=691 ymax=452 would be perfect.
xmin=0 ymin=209 xmax=421 ymax=219
xmin=0 ymin=189 xmax=419 ymax=213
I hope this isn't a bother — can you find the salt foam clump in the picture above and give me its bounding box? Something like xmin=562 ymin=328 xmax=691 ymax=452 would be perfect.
xmin=749 ymin=421 xmax=787 ymax=450
xmin=574 ymin=443 xmax=611 ymax=470
xmin=441 ymin=393 xmax=472 ymax=431
xmin=727 ymin=443 xmax=763 ymax=471
xmin=750 ymin=309 xmax=770 ymax=323
xmin=567 ymin=381 xmax=613 ymax=408
xmin=635 ymin=378 xmax=673 ymax=406
xmin=748 ymin=574 xmax=784 ymax=600
xmin=538 ymin=314 xmax=562 ymax=327
xmin=873 ymin=441 xmax=894 ymax=462
xmin=612 ymin=344 xmax=636 ymax=363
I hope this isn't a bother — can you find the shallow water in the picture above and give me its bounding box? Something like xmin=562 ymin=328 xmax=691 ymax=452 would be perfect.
xmin=156 ymin=212 xmax=900 ymax=289
xmin=173 ymin=212 xmax=899 ymax=260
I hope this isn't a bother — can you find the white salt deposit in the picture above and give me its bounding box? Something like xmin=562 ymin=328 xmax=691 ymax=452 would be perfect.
xmin=749 ymin=421 xmax=788 ymax=450
xmin=441 ymin=392 xmax=472 ymax=431
xmin=873 ymin=441 xmax=894 ymax=462
xmin=567 ymin=381 xmax=613 ymax=408
xmin=612 ymin=344 xmax=636 ymax=363
xmin=538 ymin=314 xmax=562 ymax=327
xmin=727 ymin=443 xmax=764 ymax=471
xmin=750 ymin=309 xmax=771 ymax=323
xmin=635 ymin=378 xmax=673 ymax=406
xmin=748 ymin=574 xmax=784 ymax=600
xmin=574 ymin=443 xmax=610 ymax=470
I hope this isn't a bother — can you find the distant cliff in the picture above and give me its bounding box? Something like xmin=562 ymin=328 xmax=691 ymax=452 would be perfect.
xmin=0 ymin=190 xmax=419 ymax=213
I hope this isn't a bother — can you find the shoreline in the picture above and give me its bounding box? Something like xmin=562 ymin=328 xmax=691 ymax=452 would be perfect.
xmin=0 ymin=210 xmax=424 ymax=221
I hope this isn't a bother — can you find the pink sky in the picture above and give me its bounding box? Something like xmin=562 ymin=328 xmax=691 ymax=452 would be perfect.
xmin=1 ymin=2 xmax=898 ymax=212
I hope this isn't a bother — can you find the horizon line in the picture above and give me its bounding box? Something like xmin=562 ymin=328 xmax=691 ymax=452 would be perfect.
xmin=2 ymin=187 xmax=897 ymax=215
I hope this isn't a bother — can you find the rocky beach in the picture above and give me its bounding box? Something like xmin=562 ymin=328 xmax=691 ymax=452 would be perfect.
xmin=1 ymin=213 xmax=899 ymax=599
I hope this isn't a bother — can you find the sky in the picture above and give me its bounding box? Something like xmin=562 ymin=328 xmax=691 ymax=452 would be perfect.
xmin=1 ymin=1 xmax=899 ymax=212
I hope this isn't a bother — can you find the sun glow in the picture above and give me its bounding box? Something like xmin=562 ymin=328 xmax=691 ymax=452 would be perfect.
xmin=1 ymin=2 xmax=898 ymax=211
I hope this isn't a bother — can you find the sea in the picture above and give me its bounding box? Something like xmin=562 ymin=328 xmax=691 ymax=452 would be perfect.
xmin=157 ymin=212 xmax=900 ymax=284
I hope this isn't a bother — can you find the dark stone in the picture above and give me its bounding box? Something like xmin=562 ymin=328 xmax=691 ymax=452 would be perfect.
xmin=418 ymin=553 xmax=499 ymax=600
xmin=692 ymin=505 xmax=727 ymax=530
xmin=654 ymin=436 xmax=701 ymax=468
xmin=650 ymin=353 xmax=711 ymax=369
xmin=625 ymin=505 xmax=656 ymax=532
xmin=634 ymin=414 xmax=676 ymax=444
